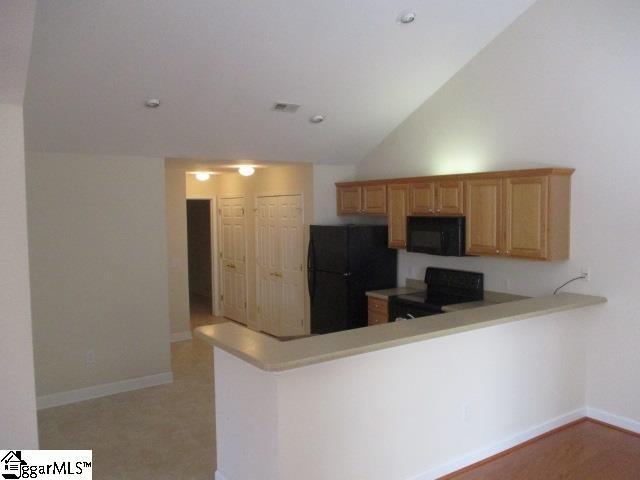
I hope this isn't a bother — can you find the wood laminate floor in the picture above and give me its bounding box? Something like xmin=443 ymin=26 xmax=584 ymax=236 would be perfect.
xmin=443 ymin=419 xmax=640 ymax=480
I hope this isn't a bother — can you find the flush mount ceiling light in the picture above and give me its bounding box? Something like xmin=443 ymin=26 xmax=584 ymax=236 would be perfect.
xmin=194 ymin=171 xmax=211 ymax=181
xmin=398 ymin=11 xmax=416 ymax=24
xmin=145 ymin=98 xmax=161 ymax=108
xmin=309 ymin=115 xmax=325 ymax=124
xmin=238 ymin=166 xmax=255 ymax=177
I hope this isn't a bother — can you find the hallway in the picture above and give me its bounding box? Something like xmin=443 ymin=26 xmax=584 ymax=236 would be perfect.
xmin=38 ymin=340 xmax=216 ymax=479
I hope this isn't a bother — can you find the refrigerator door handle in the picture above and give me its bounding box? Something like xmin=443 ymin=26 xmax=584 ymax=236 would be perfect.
xmin=307 ymin=239 xmax=315 ymax=303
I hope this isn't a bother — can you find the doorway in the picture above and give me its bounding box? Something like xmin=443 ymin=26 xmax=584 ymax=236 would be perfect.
xmin=186 ymin=199 xmax=213 ymax=328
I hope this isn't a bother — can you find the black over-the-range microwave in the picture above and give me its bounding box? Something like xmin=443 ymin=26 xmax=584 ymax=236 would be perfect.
xmin=406 ymin=216 xmax=466 ymax=256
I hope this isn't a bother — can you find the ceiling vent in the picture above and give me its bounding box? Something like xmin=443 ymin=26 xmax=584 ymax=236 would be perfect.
xmin=271 ymin=102 xmax=300 ymax=113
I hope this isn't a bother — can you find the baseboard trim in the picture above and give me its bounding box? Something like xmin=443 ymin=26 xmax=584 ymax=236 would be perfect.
xmin=411 ymin=408 xmax=586 ymax=480
xmin=37 ymin=371 xmax=174 ymax=410
xmin=214 ymin=471 xmax=228 ymax=480
xmin=586 ymin=407 xmax=640 ymax=435
xmin=171 ymin=330 xmax=193 ymax=342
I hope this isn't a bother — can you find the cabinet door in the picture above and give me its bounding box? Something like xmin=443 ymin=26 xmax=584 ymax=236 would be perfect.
xmin=504 ymin=176 xmax=549 ymax=259
xmin=337 ymin=186 xmax=362 ymax=215
xmin=409 ymin=182 xmax=436 ymax=215
xmin=436 ymin=180 xmax=464 ymax=215
xmin=368 ymin=297 xmax=388 ymax=325
xmin=387 ymin=184 xmax=409 ymax=249
xmin=362 ymin=184 xmax=387 ymax=215
xmin=465 ymin=178 xmax=503 ymax=256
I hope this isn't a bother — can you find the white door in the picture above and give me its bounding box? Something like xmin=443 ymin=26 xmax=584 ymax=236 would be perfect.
xmin=256 ymin=195 xmax=305 ymax=336
xmin=219 ymin=197 xmax=247 ymax=324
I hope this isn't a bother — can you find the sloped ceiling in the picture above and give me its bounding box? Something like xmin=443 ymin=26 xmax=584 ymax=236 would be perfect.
xmin=25 ymin=0 xmax=537 ymax=164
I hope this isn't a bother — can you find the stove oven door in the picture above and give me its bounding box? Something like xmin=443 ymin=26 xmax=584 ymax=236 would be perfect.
xmin=388 ymin=300 xmax=442 ymax=322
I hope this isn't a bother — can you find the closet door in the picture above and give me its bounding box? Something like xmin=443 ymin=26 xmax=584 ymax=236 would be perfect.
xmin=219 ymin=196 xmax=247 ymax=324
xmin=256 ymin=195 xmax=305 ymax=336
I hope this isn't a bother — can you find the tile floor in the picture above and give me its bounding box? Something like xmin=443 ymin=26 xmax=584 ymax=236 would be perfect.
xmin=38 ymin=301 xmax=227 ymax=479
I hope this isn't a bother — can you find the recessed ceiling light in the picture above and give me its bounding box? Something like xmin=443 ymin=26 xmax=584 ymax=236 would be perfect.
xmin=309 ymin=115 xmax=325 ymax=124
xmin=195 ymin=172 xmax=211 ymax=181
xmin=238 ymin=166 xmax=255 ymax=176
xmin=398 ymin=11 xmax=416 ymax=24
xmin=145 ymin=98 xmax=161 ymax=108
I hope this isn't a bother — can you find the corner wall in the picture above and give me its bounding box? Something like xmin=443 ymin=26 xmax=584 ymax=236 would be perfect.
xmin=0 ymin=104 xmax=39 ymax=448
xmin=26 ymin=152 xmax=172 ymax=398
xmin=165 ymin=162 xmax=191 ymax=337
xmin=356 ymin=0 xmax=640 ymax=423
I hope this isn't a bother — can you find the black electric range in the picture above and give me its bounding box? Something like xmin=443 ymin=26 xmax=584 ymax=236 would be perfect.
xmin=389 ymin=267 xmax=484 ymax=321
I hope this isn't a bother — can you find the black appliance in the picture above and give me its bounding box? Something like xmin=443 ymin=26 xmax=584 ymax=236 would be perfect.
xmin=308 ymin=225 xmax=397 ymax=334
xmin=406 ymin=216 xmax=466 ymax=256
xmin=389 ymin=267 xmax=483 ymax=321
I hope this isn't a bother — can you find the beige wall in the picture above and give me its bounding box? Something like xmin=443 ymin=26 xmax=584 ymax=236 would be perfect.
xmin=26 ymin=152 xmax=172 ymax=397
xmin=165 ymin=163 xmax=191 ymax=335
xmin=356 ymin=0 xmax=640 ymax=424
xmin=183 ymin=164 xmax=314 ymax=331
xmin=0 ymin=104 xmax=39 ymax=448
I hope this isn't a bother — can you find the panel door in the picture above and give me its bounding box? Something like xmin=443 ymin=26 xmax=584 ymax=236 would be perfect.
xmin=465 ymin=178 xmax=503 ymax=256
xmin=409 ymin=182 xmax=436 ymax=215
xmin=362 ymin=184 xmax=387 ymax=215
xmin=337 ymin=186 xmax=362 ymax=215
xmin=504 ymin=176 xmax=549 ymax=259
xmin=256 ymin=196 xmax=281 ymax=335
xmin=278 ymin=195 xmax=305 ymax=336
xmin=387 ymin=184 xmax=409 ymax=249
xmin=436 ymin=180 xmax=464 ymax=215
xmin=256 ymin=195 xmax=305 ymax=337
xmin=219 ymin=197 xmax=247 ymax=324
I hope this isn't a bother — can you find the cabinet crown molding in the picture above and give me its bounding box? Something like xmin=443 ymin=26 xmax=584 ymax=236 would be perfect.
xmin=335 ymin=167 xmax=575 ymax=187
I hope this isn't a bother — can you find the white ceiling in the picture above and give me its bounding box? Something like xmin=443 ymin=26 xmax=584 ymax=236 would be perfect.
xmin=24 ymin=0 xmax=536 ymax=164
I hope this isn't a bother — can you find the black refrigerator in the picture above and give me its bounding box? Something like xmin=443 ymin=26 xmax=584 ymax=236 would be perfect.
xmin=308 ymin=225 xmax=397 ymax=334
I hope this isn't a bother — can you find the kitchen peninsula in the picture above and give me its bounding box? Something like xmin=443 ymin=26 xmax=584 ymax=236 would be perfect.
xmin=196 ymin=292 xmax=605 ymax=480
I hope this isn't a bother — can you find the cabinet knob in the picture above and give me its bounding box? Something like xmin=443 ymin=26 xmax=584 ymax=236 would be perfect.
xmin=496 ymin=250 xmax=500 ymax=254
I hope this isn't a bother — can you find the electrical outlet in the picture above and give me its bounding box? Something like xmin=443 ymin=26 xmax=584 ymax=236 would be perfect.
xmin=85 ymin=350 xmax=96 ymax=367
xmin=504 ymin=277 xmax=512 ymax=291
xmin=580 ymin=267 xmax=590 ymax=282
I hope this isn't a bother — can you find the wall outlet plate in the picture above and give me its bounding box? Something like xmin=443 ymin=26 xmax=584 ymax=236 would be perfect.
xmin=580 ymin=267 xmax=590 ymax=282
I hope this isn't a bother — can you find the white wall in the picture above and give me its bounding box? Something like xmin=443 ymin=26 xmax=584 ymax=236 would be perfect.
xmin=214 ymin=307 xmax=594 ymax=480
xmin=26 ymin=153 xmax=172 ymax=397
xmin=0 ymin=0 xmax=39 ymax=449
xmin=312 ymin=164 xmax=356 ymax=225
xmin=165 ymin=162 xmax=191 ymax=336
xmin=356 ymin=0 xmax=640 ymax=422
xmin=0 ymin=104 xmax=39 ymax=448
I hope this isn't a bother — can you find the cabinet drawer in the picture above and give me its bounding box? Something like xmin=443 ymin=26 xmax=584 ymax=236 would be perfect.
xmin=367 ymin=297 xmax=388 ymax=314
xmin=368 ymin=310 xmax=388 ymax=326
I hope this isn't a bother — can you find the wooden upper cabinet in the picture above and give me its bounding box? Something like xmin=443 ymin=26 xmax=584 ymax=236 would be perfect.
xmin=436 ymin=180 xmax=464 ymax=215
xmin=337 ymin=185 xmax=362 ymax=215
xmin=465 ymin=178 xmax=502 ymax=256
xmin=503 ymin=176 xmax=549 ymax=260
xmin=362 ymin=184 xmax=387 ymax=215
xmin=387 ymin=184 xmax=409 ymax=249
xmin=335 ymin=168 xmax=572 ymax=260
xmin=409 ymin=182 xmax=436 ymax=215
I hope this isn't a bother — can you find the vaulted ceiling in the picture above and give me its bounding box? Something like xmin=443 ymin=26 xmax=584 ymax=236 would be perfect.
xmin=25 ymin=0 xmax=537 ymax=164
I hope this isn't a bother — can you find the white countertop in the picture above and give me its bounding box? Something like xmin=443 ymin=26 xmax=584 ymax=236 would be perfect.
xmin=195 ymin=293 xmax=606 ymax=372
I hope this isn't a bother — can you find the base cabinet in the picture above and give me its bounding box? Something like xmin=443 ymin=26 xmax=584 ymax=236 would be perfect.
xmin=368 ymin=297 xmax=388 ymax=325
